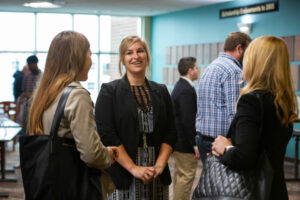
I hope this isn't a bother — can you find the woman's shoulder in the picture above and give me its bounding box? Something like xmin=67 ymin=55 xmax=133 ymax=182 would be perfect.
xmin=101 ymin=78 xmax=125 ymax=89
xmin=237 ymin=90 xmax=274 ymax=115
xmin=67 ymin=81 xmax=90 ymax=97
xmin=241 ymin=90 xmax=272 ymax=100
xmin=148 ymin=80 xmax=167 ymax=91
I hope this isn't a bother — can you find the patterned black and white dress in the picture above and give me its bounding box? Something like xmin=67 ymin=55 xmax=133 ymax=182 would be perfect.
xmin=108 ymin=84 xmax=169 ymax=200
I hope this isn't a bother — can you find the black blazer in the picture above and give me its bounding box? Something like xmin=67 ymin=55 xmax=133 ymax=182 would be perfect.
xmin=95 ymin=75 xmax=177 ymax=189
xmin=220 ymin=91 xmax=292 ymax=200
xmin=171 ymin=78 xmax=197 ymax=153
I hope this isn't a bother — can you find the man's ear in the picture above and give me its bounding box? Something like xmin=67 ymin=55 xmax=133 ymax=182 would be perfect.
xmin=187 ymin=67 xmax=193 ymax=75
xmin=236 ymin=44 xmax=243 ymax=55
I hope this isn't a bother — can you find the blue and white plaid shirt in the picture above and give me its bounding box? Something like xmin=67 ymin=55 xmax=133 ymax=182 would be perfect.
xmin=196 ymin=53 xmax=244 ymax=138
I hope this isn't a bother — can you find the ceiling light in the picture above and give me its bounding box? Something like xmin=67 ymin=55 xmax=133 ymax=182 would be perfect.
xmin=23 ymin=1 xmax=64 ymax=8
xmin=237 ymin=23 xmax=252 ymax=34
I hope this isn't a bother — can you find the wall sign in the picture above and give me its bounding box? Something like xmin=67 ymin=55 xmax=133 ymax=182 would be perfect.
xmin=220 ymin=1 xmax=278 ymax=19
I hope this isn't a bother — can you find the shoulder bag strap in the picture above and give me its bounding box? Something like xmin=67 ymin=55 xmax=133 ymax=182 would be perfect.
xmin=50 ymin=86 xmax=75 ymax=153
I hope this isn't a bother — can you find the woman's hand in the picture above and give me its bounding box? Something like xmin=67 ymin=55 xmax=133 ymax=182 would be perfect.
xmin=153 ymin=164 xmax=164 ymax=179
xmin=130 ymin=165 xmax=155 ymax=184
xmin=107 ymin=146 xmax=118 ymax=164
xmin=212 ymin=136 xmax=232 ymax=157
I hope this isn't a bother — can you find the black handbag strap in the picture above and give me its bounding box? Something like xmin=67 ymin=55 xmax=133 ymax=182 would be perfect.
xmin=50 ymin=86 xmax=75 ymax=153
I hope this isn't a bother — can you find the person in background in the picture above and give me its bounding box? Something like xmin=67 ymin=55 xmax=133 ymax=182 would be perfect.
xmin=212 ymin=36 xmax=298 ymax=200
xmin=13 ymin=65 xmax=29 ymax=102
xmin=195 ymin=32 xmax=251 ymax=163
xmin=18 ymin=55 xmax=42 ymax=133
xmin=28 ymin=30 xmax=117 ymax=198
xmin=171 ymin=57 xmax=199 ymax=200
xmin=95 ymin=35 xmax=177 ymax=200
xmin=20 ymin=55 xmax=41 ymax=100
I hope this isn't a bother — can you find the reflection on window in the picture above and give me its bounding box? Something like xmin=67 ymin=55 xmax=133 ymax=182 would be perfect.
xmin=36 ymin=13 xmax=72 ymax=51
xmin=74 ymin=15 xmax=99 ymax=52
xmin=0 ymin=12 xmax=35 ymax=51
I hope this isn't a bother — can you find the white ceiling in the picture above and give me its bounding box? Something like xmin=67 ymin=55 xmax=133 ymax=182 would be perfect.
xmin=0 ymin=0 xmax=231 ymax=16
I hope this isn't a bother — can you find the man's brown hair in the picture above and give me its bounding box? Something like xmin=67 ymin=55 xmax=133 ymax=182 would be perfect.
xmin=224 ymin=32 xmax=251 ymax=52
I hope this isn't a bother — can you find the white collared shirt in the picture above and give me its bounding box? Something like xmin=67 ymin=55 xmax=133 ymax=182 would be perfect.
xmin=181 ymin=76 xmax=194 ymax=87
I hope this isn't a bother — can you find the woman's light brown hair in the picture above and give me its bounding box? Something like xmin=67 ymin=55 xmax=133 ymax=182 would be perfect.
xmin=29 ymin=31 xmax=90 ymax=135
xmin=241 ymin=36 xmax=298 ymax=126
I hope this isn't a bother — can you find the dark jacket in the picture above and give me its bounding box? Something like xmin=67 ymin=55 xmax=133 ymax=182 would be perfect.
xmin=171 ymin=78 xmax=197 ymax=153
xmin=13 ymin=70 xmax=24 ymax=101
xmin=95 ymin=75 xmax=177 ymax=189
xmin=220 ymin=91 xmax=292 ymax=200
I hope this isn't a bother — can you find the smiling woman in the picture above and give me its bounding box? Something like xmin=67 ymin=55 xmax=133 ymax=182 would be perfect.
xmin=119 ymin=36 xmax=151 ymax=81
xmin=123 ymin=42 xmax=147 ymax=76
xmin=95 ymin=35 xmax=177 ymax=200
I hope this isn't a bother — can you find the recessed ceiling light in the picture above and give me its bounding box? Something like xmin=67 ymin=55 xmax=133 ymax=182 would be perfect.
xmin=23 ymin=1 xmax=64 ymax=8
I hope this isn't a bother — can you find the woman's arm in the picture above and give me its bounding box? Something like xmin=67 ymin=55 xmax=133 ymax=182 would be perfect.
xmin=216 ymin=93 xmax=262 ymax=169
xmin=65 ymin=88 xmax=112 ymax=169
xmin=116 ymin=145 xmax=155 ymax=184
xmin=152 ymin=85 xmax=177 ymax=177
xmin=153 ymin=143 xmax=173 ymax=178
xmin=95 ymin=83 xmax=154 ymax=184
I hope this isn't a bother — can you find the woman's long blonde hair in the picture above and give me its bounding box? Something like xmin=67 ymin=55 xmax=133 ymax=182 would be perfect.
xmin=241 ymin=36 xmax=298 ymax=126
xmin=29 ymin=31 xmax=90 ymax=135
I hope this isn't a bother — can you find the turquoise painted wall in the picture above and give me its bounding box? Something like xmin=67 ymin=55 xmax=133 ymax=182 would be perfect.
xmin=151 ymin=0 xmax=300 ymax=158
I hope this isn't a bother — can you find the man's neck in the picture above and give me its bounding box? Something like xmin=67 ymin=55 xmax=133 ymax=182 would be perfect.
xmin=224 ymin=51 xmax=238 ymax=60
xmin=181 ymin=76 xmax=194 ymax=87
xmin=183 ymin=74 xmax=193 ymax=81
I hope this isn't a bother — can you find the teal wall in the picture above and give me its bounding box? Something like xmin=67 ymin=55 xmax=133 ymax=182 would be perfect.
xmin=151 ymin=0 xmax=300 ymax=158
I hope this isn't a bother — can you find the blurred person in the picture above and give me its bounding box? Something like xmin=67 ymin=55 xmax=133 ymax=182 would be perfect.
xmin=28 ymin=31 xmax=117 ymax=198
xmin=95 ymin=35 xmax=177 ymax=200
xmin=171 ymin=57 xmax=199 ymax=200
xmin=195 ymin=32 xmax=251 ymax=163
xmin=20 ymin=55 xmax=41 ymax=100
xmin=212 ymin=36 xmax=298 ymax=200
xmin=18 ymin=55 xmax=42 ymax=133
xmin=13 ymin=65 xmax=29 ymax=102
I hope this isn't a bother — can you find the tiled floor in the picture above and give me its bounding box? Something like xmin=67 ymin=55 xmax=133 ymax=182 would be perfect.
xmin=1 ymin=143 xmax=300 ymax=199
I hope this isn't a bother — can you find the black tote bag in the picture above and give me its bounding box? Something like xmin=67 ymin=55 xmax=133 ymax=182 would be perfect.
xmin=20 ymin=86 xmax=102 ymax=200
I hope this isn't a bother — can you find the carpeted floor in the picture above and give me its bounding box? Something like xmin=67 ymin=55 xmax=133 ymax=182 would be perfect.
xmin=1 ymin=142 xmax=300 ymax=200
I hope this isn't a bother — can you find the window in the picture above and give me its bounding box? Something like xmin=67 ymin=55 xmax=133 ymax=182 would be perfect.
xmin=0 ymin=53 xmax=32 ymax=101
xmin=0 ymin=11 xmax=141 ymax=102
xmin=74 ymin=15 xmax=99 ymax=53
xmin=36 ymin=13 xmax=72 ymax=51
xmin=99 ymin=54 xmax=120 ymax=84
xmin=99 ymin=16 xmax=141 ymax=83
xmin=0 ymin=12 xmax=35 ymax=51
xmin=80 ymin=54 xmax=99 ymax=103
xmin=100 ymin=16 xmax=141 ymax=53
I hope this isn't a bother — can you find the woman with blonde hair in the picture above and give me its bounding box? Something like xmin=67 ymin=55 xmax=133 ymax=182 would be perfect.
xmin=95 ymin=35 xmax=177 ymax=199
xmin=28 ymin=31 xmax=116 ymax=198
xmin=212 ymin=36 xmax=298 ymax=199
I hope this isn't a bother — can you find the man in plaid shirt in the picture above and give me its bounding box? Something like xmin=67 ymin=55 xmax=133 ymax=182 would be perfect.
xmin=195 ymin=32 xmax=251 ymax=163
